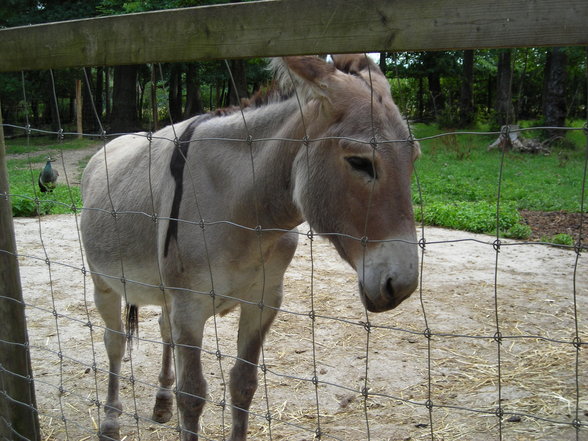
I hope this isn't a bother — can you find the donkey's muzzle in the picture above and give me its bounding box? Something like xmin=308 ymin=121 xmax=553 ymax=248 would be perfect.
xmin=359 ymin=273 xmax=418 ymax=312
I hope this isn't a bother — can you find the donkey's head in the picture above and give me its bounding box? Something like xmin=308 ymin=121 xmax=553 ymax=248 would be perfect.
xmin=281 ymin=55 xmax=420 ymax=312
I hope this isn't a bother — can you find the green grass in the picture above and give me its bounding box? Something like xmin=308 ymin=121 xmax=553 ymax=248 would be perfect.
xmin=411 ymin=121 xmax=587 ymax=239
xmin=5 ymin=135 xmax=96 ymax=154
xmin=6 ymin=136 xmax=88 ymax=217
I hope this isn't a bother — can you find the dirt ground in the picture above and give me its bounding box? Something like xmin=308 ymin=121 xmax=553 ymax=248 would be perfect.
xmin=8 ymin=145 xmax=588 ymax=440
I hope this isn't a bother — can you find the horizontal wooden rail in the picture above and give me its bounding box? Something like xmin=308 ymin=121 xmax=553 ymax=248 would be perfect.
xmin=1 ymin=0 xmax=587 ymax=72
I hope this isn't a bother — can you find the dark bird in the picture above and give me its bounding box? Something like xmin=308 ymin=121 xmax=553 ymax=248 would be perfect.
xmin=38 ymin=159 xmax=59 ymax=193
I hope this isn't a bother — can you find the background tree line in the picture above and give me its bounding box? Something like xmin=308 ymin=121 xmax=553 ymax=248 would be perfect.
xmin=1 ymin=1 xmax=587 ymax=140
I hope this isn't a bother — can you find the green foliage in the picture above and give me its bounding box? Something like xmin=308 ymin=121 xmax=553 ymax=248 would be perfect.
xmin=546 ymin=233 xmax=575 ymax=246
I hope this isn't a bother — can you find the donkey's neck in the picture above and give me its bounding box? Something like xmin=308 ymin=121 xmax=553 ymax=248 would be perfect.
xmin=243 ymin=98 xmax=308 ymax=231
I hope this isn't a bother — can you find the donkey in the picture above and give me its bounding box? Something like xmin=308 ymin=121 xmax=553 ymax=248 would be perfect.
xmin=80 ymin=55 xmax=420 ymax=441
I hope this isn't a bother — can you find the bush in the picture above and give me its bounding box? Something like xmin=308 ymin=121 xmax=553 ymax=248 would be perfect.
xmin=415 ymin=200 xmax=531 ymax=239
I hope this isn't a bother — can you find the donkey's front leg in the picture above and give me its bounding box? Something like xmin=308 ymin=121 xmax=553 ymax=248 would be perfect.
xmin=229 ymin=297 xmax=280 ymax=441
xmin=172 ymin=301 xmax=208 ymax=441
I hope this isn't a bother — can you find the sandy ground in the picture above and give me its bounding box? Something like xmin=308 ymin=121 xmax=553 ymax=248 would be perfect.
xmin=12 ymin=211 xmax=587 ymax=441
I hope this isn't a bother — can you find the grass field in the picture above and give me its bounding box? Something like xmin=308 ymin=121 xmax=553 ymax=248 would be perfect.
xmin=4 ymin=122 xmax=588 ymax=239
xmin=411 ymin=120 xmax=587 ymax=238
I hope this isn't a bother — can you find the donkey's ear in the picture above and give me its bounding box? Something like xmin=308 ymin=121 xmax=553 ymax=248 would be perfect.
xmin=276 ymin=56 xmax=337 ymax=99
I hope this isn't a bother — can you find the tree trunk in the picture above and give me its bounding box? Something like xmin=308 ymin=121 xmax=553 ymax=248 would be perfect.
xmin=105 ymin=67 xmax=111 ymax=122
xmin=151 ymin=65 xmax=159 ymax=131
xmin=168 ymin=64 xmax=183 ymax=122
xmin=417 ymin=76 xmax=424 ymax=121
xmin=227 ymin=60 xmax=247 ymax=106
xmin=110 ymin=65 xmax=139 ymax=133
xmin=379 ymin=52 xmax=387 ymax=76
xmin=75 ymin=79 xmax=83 ymax=139
xmin=495 ymin=49 xmax=514 ymax=126
xmin=543 ymin=47 xmax=568 ymax=139
xmin=82 ymin=68 xmax=96 ymax=132
xmin=459 ymin=50 xmax=475 ymax=127
xmin=95 ymin=67 xmax=104 ymax=121
xmin=427 ymin=71 xmax=442 ymax=119
xmin=185 ymin=63 xmax=204 ymax=117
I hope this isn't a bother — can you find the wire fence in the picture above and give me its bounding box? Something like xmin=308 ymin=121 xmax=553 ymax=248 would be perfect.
xmin=1 ymin=58 xmax=587 ymax=441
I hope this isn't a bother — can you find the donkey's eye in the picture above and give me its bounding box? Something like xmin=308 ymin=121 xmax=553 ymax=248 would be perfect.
xmin=346 ymin=156 xmax=377 ymax=179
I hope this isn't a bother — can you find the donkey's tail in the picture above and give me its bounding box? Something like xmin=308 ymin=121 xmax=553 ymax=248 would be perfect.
xmin=125 ymin=304 xmax=139 ymax=350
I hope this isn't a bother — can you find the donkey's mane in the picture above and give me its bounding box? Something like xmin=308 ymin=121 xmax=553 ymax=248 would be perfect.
xmin=206 ymin=55 xmax=383 ymax=120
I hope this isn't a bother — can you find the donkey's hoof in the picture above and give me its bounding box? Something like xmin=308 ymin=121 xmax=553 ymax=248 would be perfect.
xmin=99 ymin=418 xmax=120 ymax=441
xmin=152 ymin=393 xmax=174 ymax=423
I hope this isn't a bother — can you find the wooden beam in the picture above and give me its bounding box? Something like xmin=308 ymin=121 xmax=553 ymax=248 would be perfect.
xmin=0 ymin=99 xmax=41 ymax=441
xmin=1 ymin=0 xmax=587 ymax=72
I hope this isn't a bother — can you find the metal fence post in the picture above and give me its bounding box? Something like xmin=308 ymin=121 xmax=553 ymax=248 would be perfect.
xmin=0 ymin=98 xmax=41 ymax=440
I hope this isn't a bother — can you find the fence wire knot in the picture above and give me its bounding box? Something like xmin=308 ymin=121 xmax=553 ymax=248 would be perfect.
xmin=418 ymin=237 xmax=426 ymax=250
xmin=302 ymin=135 xmax=310 ymax=147
xmin=361 ymin=321 xmax=371 ymax=333
xmin=493 ymin=331 xmax=503 ymax=344
xmin=360 ymin=236 xmax=369 ymax=247
xmin=495 ymin=406 xmax=504 ymax=419
xmin=315 ymin=428 xmax=323 ymax=439
xmin=57 ymin=128 xmax=64 ymax=141
xmin=423 ymin=328 xmax=432 ymax=340
xmin=370 ymin=137 xmax=378 ymax=150
xmin=574 ymin=239 xmax=583 ymax=255
xmin=572 ymin=336 xmax=582 ymax=350
xmin=425 ymin=399 xmax=434 ymax=410
xmin=493 ymin=239 xmax=502 ymax=252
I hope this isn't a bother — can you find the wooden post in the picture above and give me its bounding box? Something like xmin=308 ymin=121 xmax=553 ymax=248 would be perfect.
xmin=0 ymin=98 xmax=41 ymax=440
xmin=75 ymin=79 xmax=83 ymax=139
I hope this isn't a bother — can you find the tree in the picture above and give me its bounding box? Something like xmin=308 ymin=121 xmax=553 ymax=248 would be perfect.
xmin=495 ymin=49 xmax=514 ymax=126
xmin=458 ymin=50 xmax=475 ymax=127
xmin=542 ymin=47 xmax=568 ymax=139
xmin=110 ymin=65 xmax=139 ymax=132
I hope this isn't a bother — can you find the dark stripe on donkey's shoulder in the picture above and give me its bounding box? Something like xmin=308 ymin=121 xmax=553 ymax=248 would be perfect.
xmin=163 ymin=115 xmax=211 ymax=257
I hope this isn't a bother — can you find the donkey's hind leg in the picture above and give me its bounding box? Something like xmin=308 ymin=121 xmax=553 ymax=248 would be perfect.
xmin=152 ymin=310 xmax=176 ymax=423
xmin=93 ymin=279 xmax=126 ymax=441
